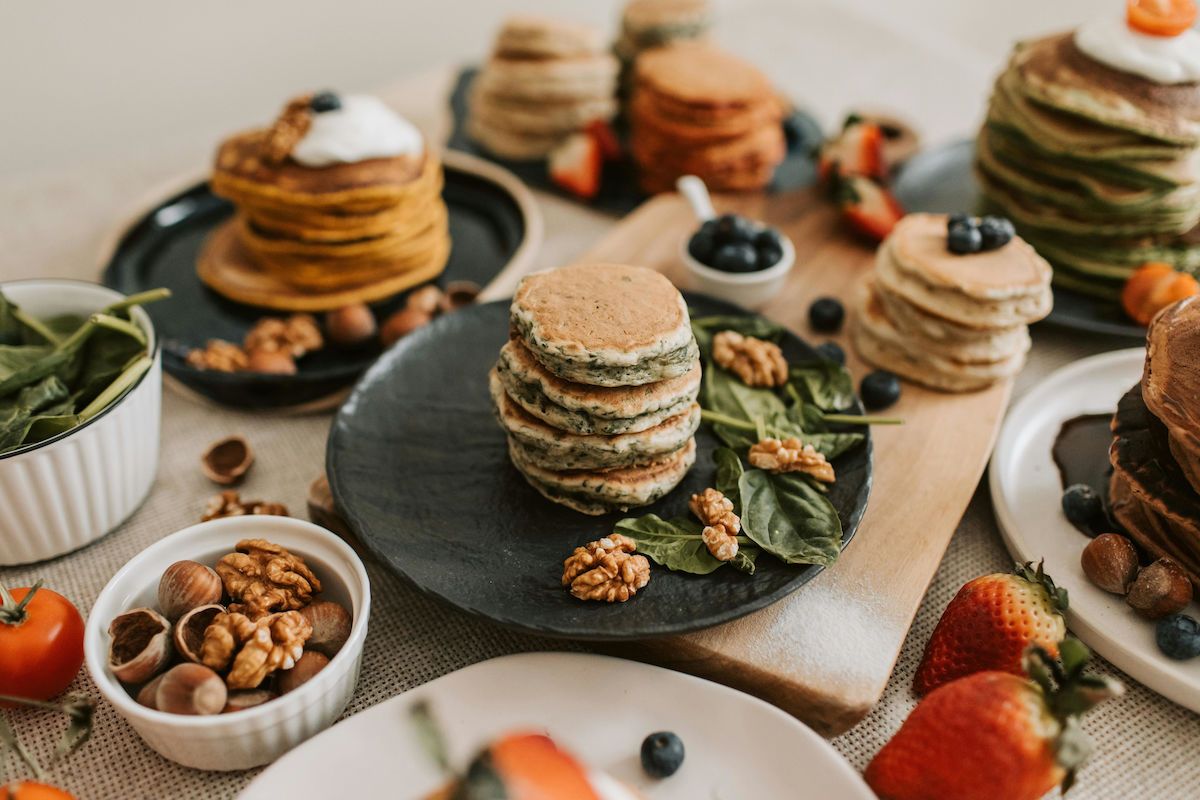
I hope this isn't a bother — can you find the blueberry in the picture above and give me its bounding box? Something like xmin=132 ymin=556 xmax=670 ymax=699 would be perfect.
xmin=1061 ymin=484 xmax=1106 ymax=535
xmin=641 ymin=731 xmax=685 ymax=778
xmin=714 ymin=213 xmax=756 ymax=244
xmin=1156 ymin=614 xmax=1200 ymax=660
xmin=755 ymin=242 xmax=784 ymax=269
xmin=711 ymin=242 xmax=758 ymax=273
xmin=947 ymin=224 xmax=982 ymax=255
xmin=699 ymin=218 xmax=721 ymax=238
xmin=815 ymin=341 xmax=845 ymax=365
xmin=948 ymin=212 xmax=974 ymax=230
xmin=978 ymin=216 xmax=1015 ymax=251
xmin=808 ymin=297 xmax=845 ymax=333
xmin=309 ymin=91 xmax=342 ymax=113
xmin=688 ymin=231 xmax=715 ymax=264
xmin=860 ymin=370 xmax=901 ymax=410
xmin=754 ymin=227 xmax=784 ymax=251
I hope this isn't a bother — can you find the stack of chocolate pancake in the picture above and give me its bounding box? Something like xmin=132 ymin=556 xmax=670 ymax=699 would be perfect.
xmin=977 ymin=33 xmax=1200 ymax=299
xmin=629 ymin=43 xmax=784 ymax=194
xmin=467 ymin=16 xmax=619 ymax=160
xmin=489 ymin=264 xmax=701 ymax=515
xmin=1110 ymin=296 xmax=1200 ymax=587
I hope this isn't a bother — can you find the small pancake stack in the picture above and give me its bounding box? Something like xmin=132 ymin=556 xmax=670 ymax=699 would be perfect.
xmin=203 ymin=93 xmax=450 ymax=310
xmin=467 ymin=16 xmax=619 ymax=160
xmin=977 ymin=32 xmax=1200 ymax=299
xmin=851 ymin=213 xmax=1053 ymax=392
xmin=629 ymin=43 xmax=785 ymax=194
xmin=613 ymin=0 xmax=711 ymax=101
xmin=490 ymin=263 xmax=701 ymax=515
xmin=1110 ymin=296 xmax=1200 ymax=587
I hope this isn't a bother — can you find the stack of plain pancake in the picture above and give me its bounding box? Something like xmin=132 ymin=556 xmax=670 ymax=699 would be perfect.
xmin=613 ymin=0 xmax=711 ymax=102
xmin=467 ymin=16 xmax=619 ymax=160
xmin=203 ymin=96 xmax=450 ymax=310
xmin=629 ymin=43 xmax=785 ymax=194
xmin=490 ymin=263 xmax=701 ymax=515
xmin=977 ymin=33 xmax=1200 ymax=299
xmin=1110 ymin=296 xmax=1200 ymax=588
xmin=851 ymin=213 xmax=1053 ymax=392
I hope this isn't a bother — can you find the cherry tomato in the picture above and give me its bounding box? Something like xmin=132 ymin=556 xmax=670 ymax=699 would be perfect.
xmin=1 ymin=782 xmax=78 ymax=800
xmin=0 ymin=582 xmax=85 ymax=704
xmin=1127 ymin=0 xmax=1198 ymax=36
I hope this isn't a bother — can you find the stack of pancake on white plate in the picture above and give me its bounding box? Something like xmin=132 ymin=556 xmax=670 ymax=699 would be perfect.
xmin=852 ymin=213 xmax=1053 ymax=392
xmin=468 ymin=16 xmax=619 ymax=160
xmin=490 ymin=263 xmax=701 ymax=515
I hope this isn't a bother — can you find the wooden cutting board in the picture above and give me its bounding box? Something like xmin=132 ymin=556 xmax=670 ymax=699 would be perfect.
xmin=484 ymin=188 xmax=1012 ymax=736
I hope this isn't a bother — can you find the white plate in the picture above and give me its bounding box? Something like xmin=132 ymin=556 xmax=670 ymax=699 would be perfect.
xmin=990 ymin=349 xmax=1200 ymax=712
xmin=238 ymin=652 xmax=874 ymax=799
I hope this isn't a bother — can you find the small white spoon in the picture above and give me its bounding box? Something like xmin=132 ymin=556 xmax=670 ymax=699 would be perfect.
xmin=676 ymin=174 xmax=716 ymax=222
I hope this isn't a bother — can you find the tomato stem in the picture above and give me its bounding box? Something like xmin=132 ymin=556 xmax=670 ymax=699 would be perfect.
xmin=0 ymin=580 xmax=43 ymax=627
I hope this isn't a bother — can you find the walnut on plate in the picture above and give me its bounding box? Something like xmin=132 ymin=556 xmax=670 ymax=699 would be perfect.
xmin=748 ymin=437 xmax=836 ymax=482
xmin=562 ymin=534 xmax=650 ymax=603
xmin=202 ymin=490 xmax=289 ymax=523
xmin=689 ymin=488 xmax=741 ymax=562
xmin=243 ymin=314 xmax=323 ymax=359
xmin=186 ymin=340 xmax=249 ymax=372
xmin=712 ymin=330 xmax=788 ymax=387
xmin=215 ymin=537 xmax=320 ymax=617
xmin=199 ymin=610 xmax=312 ymax=689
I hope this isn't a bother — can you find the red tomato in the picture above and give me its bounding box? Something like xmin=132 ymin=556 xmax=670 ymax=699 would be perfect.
xmin=1 ymin=782 xmax=79 ymax=800
xmin=0 ymin=583 xmax=85 ymax=704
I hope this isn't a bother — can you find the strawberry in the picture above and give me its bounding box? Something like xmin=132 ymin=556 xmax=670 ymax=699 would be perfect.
xmin=585 ymin=119 xmax=622 ymax=161
xmin=914 ymin=561 xmax=1068 ymax=696
xmin=833 ymin=173 xmax=904 ymax=242
xmin=549 ymin=132 xmax=603 ymax=199
xmin=866 ymin=641 xmax=1122 ymax=800
xmin=818 ymin=116 xmax=887 ymax=184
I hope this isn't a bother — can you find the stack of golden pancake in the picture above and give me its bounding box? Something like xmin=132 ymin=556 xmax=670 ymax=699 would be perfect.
xmin=1110 ymin=296 xmax=1200 ymax=588
xmin=613 ymin=0 xmax=711 ymax=102
xmin=851 ymin=214 xmax=1053 ymax=392
xmin=489 ymin=264 xmax=701 ymax=515
xmin=467 ymin=16 xmax=619 ymax=160
xmin=202 ymin=93 xmax=451 ymax=311
xmin=629 ymin=43 xmax=785 ymax=194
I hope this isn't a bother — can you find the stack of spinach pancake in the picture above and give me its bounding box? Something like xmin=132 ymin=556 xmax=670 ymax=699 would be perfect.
xmin=490 ymin=263 xmax=701 ymax=515
xmin=977 ymin=28 xmax=1200 ymax=301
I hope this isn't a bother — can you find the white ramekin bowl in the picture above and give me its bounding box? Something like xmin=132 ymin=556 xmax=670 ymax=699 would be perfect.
xmin=84 ymin=515 xmax=371 ymax=771
xmin=680 ymin=229 xmax=795 ymax=309
xmin=0 ymin=279 xmax=161 ymax=565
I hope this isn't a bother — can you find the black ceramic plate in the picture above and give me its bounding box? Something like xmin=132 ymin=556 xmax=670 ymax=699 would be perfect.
xmin=893 ymin=139 xmax=1146 ymax=340
xmin=446 ymin=68 xmax=824 ymax=216
xmin=102 ymin=162 xmax=531 ymax=408
xmin=326 ymin=294 xmax=872 ymax=640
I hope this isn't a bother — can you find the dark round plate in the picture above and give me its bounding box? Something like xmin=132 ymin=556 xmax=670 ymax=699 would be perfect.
xmin=326 ymin=294 xmax=872 ymax=640
xmin=893 ymin=139 xmax=1146 ymax=340
xmin=102 ymin=159 xmax=534 ymax=408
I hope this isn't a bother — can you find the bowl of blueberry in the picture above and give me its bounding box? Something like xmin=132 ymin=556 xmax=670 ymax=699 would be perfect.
xmin=682 ymin=212 xmax=795 ymax=309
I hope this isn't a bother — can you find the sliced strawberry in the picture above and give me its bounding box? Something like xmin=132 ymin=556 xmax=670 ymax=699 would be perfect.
xmin=585 ymin=119 xmax=622 ymax=161
xmin=818 ymin=118 xmax=887 ymax=185
xmin=550 ymin=132 xmax=603 ymax=199
xmin=835 ymin=174 xmax=904 ymax=242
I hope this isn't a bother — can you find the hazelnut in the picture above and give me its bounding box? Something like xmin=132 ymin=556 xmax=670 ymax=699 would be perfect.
xmin=223 ymin=689 xmax=277 ymax=713
xmin=1081 ymin=534 xmax=1140 ymax=595
xmin=405 ymin=284 xmax=443 ymax=316
xmin=438 ymin=281 xmax=481 ymax=314
xmin=173 ymin=603 xmax=225 ymax=663
xmin=201 ymin=436 xmax=253 ymax=485
xmin=381 ymin=307 xmax=432 ymax=347
xmin=1127 ymin=558 xmax=1193 ymax=620
xmin=307 ymin=474 xmax=351 ymax=539
xmin=108 ymin=608 xmax=173 ymax=684
xmin=136 ymin=673 xmax=166 ymax=710
xmin=158 ymin=561 xmax=223 ymax=620
xmin=246 ymin=349 xmax=297 ymax=375
xmin=325 ymin=304 xmax=377 ymax=346
xmin=299 ymin=601 xmax=352 ymax=658
xmin=156 ymin=663 xmax=227 ymax=715
xmin=278 ymin=651 xmax=329 ymax=694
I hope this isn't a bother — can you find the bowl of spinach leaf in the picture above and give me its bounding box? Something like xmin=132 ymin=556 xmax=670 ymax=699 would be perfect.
xmin=0 ymin=280 xmax=167 ymax=565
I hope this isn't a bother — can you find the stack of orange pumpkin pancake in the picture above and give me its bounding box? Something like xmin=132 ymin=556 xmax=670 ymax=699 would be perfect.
xmin=629 ymin=43 xmax=784 ymax=194
xmin=200 ymin=92 xmax=450 ymax=311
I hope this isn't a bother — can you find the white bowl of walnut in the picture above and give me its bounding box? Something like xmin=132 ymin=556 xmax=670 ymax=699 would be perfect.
xmin=84 ymin=515 xmax=370 ymax=771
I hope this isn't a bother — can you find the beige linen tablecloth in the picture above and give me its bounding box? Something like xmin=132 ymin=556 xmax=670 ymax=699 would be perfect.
xmin=3 ymin=72 xmax=1199 ymax=800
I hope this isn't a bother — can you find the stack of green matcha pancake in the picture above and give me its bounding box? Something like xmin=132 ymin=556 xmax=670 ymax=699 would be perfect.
xmin=467 ymin=16 xmax=619 ymax=160
xmin=977 ymin=32 xmax=1200 ymax=300
xmin=490 ymin=263 xmax=701 ymax=515
xmin=851 ymin=213 xmax=1052 ymax=392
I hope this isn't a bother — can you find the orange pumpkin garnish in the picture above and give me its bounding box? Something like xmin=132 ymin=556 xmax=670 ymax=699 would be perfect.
xmin=1122 ymin=262 xmax=1200 ymax=326
xmin=1127 ymin=0 xmax=1198 ymax=37
xmin=489 ymin=733 xmax=604 ymax=800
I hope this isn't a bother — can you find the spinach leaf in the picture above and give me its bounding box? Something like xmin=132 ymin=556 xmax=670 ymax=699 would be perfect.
xmin=713 ymin=447 xmax=744 ymax=512
xmin=788 ymin=362 xmax=856 ymax=411
xmin=0 ymin=376 xmax=73 ymax=450
xmin=614 ymin=514 xmax=728 ymax=574
xmin=738 ymin=469 xmax=843 ymax=567
xmin=730 ymin=547 xmax=759 ymax=575
xmin=690 ymin=314 xmax=784 ymax=360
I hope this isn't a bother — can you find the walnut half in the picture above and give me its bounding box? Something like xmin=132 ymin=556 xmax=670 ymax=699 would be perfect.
xmin=202 ymin=490 xmax=289 ymax=523
xmin=712 ymin=330 xmax=788 ymax=387
xmin=215 ymin=537 xmax=320 ymax=617
xmin=748 ymin=437 xmax=836 ymax=482
xmin=562 ymin=534 xmax=650 ymax=603
xmin=199 ymin=610 xmax=312 ymax=689
xmin=243 ymin=314 xmax=323 ymax=359
xmin=689 ymin=488 xmax=741 ymax=562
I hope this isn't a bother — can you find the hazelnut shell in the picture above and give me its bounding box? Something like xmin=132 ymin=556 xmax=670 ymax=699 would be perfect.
xmin=108 ymin=607 xmax=173 ymax=684
xmin=1127 ymin=558 xmax=1193 ymax=620
xmin=201 ymin=436 xmax=254 ymax=485
xmin=136 ymin=673 xmax=166 ymax=710
xmin=299 ymin=600 xmax=352 ymax=658
xmin=307 ymin=474 xmax=352 ymax=539
xmin=438 ymin=281 xmax=481 ymax=314
xmin=405 ymin=284 xmax=443 ymax=316
xmin=158 ymin=560 xmax=223 ymax=621
xmin=278 ymin=651 xmax=330 ymax=694
xmin=325 ymin=304 xmax=377 ymax=346
xmin=381 ymin=307 xmax=432 ymax=347
xmin=173 ymin=603 xmax=225 ymax=664
xmin=223 ymin=689 xmax=277 ymax=713
xmin=1080 ymin=534 xmax=1140 ymax=595
xmin=156 ymin=663 xmax=227 ymax=716
xmin=246 ymin=349 xmax=297 ymax=375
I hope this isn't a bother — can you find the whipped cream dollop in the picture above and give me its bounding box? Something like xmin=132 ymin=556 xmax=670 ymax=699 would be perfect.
xmin=1075 ymin=13 xmax=1200 ymax=84
xmin=291 ymin=94 xmax=423 ymax=167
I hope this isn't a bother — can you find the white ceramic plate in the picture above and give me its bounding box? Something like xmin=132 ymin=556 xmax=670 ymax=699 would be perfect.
xmin=990 ymin=349 xmax=1200 ymax=712
xmin=238 ymin=652 xmax=874 ymax=800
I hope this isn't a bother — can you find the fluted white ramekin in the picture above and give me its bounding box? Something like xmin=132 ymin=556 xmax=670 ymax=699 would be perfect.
xmin=0 ymin=280 xmax=161 ymax=565
xmin=85 ymin=515 xmax=371 ymax=771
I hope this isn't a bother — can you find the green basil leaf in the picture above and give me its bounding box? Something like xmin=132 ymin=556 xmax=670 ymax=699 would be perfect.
xmin=713 ymin=447 xmax=744 ymax=512
xmin=613 ymin=514 xmax=727 ymax=575
xmin=788 ymin=362 xmax=856 ymax=411
xmin=738 ymin=469 xmax=843 ymax=567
